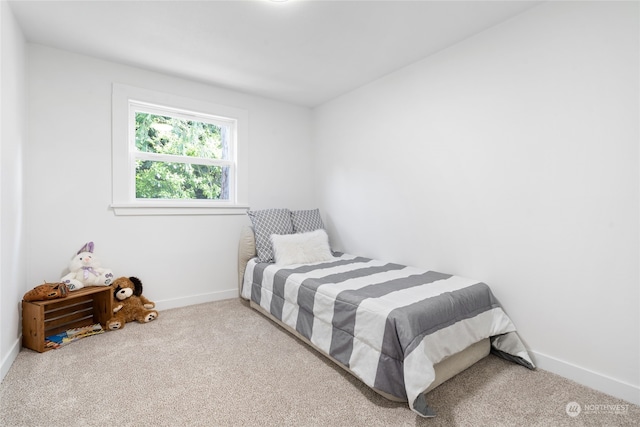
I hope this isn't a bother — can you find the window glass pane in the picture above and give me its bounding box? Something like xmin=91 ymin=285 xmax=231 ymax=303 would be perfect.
xmin=135 ymin=112 xmax=229 ymax=160
xmin=136 ymin=160 xmax=230 ymax=200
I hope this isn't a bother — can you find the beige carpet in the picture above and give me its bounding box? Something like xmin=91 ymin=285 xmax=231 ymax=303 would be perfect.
xmin=0 ymin=298 xmax=637 ymax=427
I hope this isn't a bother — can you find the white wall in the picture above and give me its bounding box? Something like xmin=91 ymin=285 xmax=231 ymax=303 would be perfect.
xmin=0 ymin=0 xmax=27 ymax=381
xmin=313 ymin=1 xmax=639 ymax=404
xmin=4 ymin=0 xmax=638 ymax=408
xmin=25 ymin=45 xmax=314 ymax=309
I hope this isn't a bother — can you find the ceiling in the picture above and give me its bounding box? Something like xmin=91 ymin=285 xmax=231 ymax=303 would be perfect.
xmin=8 ymin=0 xmax=542 ymax=107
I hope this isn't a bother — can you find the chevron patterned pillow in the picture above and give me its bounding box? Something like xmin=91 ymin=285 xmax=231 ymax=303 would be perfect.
xmin=247 ymin=209 xmax=294 ymax=262
xmin=290 ymin=208 xmax=325 ymax=233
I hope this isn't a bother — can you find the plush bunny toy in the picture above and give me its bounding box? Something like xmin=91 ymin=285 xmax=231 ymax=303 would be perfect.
xmin=60 ymin=241 xmax=114 ymax=291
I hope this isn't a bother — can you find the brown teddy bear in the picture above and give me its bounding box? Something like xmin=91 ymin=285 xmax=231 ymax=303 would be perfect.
xmin=106 ymin=276 xmax=158 ymax=330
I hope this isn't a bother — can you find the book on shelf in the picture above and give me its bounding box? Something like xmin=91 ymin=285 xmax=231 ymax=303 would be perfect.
xmin=45 ymin=323 xmax=104 ymax=349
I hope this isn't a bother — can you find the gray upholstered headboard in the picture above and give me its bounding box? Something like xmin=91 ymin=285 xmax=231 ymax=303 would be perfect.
xmin=237 ymin=226 xmax=256 ymax=297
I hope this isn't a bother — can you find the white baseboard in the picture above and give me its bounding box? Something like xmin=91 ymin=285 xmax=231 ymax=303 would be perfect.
xmin=154 ymin=288 xmax=238 ymax=311
xmin=0 ymin=337 xmax=21 ymax=384
xmin=530 ymin=350 xmax=639 ymax=406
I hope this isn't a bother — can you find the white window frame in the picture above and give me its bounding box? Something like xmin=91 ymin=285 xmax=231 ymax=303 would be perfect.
xmin=111 ymin=83 xmax=249 ymax=216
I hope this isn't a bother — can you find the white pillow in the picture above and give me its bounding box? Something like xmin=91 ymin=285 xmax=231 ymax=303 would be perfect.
xmin=271 ymin=229 xmax=334 ymax=266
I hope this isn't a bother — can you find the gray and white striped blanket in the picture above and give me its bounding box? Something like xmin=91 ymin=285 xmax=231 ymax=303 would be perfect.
xmin=241 ymin=254 xmax=535 ymax=417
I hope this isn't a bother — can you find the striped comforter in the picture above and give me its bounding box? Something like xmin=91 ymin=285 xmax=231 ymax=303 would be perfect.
xmin=241 ymin=254 xmax=535 ymax=417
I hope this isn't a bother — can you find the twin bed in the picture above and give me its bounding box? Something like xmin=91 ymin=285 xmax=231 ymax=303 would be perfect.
xmin=238 ymin=209 xmax=534 ymax=417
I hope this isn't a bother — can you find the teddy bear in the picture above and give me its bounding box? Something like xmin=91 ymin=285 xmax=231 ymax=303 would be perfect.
xmin=60 ymin=241 xmax=114 ymax=291
xmin=106 ymin=276 xmax=158 ymax=330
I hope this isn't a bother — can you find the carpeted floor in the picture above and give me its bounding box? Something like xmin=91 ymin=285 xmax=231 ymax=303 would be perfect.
xmin=0 ymin=298 xmax=637 ymax=426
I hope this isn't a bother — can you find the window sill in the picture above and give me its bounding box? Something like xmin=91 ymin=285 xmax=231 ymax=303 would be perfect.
xmin=110 ymin=203 xmax=250 ymax=216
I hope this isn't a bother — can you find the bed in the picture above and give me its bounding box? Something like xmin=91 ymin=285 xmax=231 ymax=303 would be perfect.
xmin=237 ymin=211 xmax=534 ymax=417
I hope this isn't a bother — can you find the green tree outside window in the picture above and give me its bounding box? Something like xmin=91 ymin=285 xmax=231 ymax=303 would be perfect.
xmin=134 ymin=113 xmax=230 ymax=200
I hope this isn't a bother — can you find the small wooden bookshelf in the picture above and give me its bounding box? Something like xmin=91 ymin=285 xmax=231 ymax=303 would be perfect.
xmin=22 ymin=286 xmax=112 ymax=353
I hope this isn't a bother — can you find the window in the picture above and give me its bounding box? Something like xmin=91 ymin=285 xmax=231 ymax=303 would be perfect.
xmin=112 ymin=84 xmax=248 ymax=215
xmin=133 ymin=103 xmax=234 ymax=200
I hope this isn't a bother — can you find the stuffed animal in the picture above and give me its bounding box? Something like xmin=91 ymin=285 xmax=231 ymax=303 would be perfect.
xmin=107 ymin=276 xmax=158 ymax=330
xmin=60 ymin=241 xmax=114 ymax=291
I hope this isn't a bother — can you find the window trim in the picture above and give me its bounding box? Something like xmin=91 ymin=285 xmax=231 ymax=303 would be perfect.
xmin=111 ymin=83 xmax=249 ymax=216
